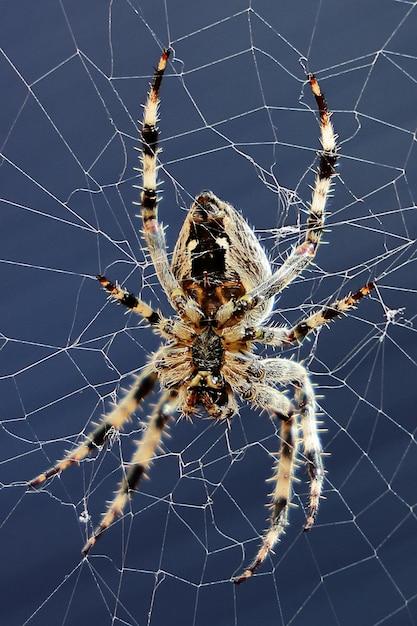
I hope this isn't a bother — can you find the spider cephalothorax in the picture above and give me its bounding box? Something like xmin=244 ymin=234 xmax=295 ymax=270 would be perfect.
xmin=29 ymin=49 xmax=373 ymax=583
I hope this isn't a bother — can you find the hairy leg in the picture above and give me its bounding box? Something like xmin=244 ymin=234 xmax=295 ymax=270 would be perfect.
xmin=82 ymin=389 xmax=178 ymax=554
xmin=28 ymin=368 xmax=158 ymax=487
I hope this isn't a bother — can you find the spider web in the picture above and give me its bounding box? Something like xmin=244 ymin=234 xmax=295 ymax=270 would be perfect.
xmin=1 ymin=1 xmax=417 ymax=624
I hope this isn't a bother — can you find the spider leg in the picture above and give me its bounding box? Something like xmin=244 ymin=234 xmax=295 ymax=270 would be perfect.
xmin=234 ymin=358 xmax=323 ymax=584
xmin=97 ymin=275 xmax=196 ymax=341
xmin=233 ymin=384 xmax=297 ymax=584
xmin=250 ymin=74 xmax=337 ymax=301
xmin=260 ymin=359 xmax=324 ymax=530
xmin=246 ymin=282 xmax=375 ymax=347
xmin=133 ymin=49 xmax=187 ymax=313
xmin=28 ymin=368 xmax=158 ymax=487
xmin=82 ymin=388 xmax=178 ymax=555
xmin=234 ymin=413 xmax=297 ymax=584
xmin=220 ymin=73 xmax=337 ymax=326
xmin=97 ymin=275 xmax=161 ymax=325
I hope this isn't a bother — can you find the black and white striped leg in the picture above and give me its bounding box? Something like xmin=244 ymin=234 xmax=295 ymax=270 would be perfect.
xmin=234 ymin=411 xmax=298 ymax=584
xmin=97 ymin=275 xmax=198 ymax=342
xmin=245 ymin=283 xmax=375 ymax=348
xmin=133 ymin=48 xmax=184 ymax=306
xmin=261 ymin=358 xmax=324 ymax=531
xmin=234 ymin=357 xmax=324 ymax=583
xmin=97 ymin=275 xmax=161 ymax=325
xmin=82 ymin=388 xmax=178 ymax=555
xmin=28 ymin=369 xmax=158 ymax=487
xmin=224 ymin=73 xmax=338 ymax=325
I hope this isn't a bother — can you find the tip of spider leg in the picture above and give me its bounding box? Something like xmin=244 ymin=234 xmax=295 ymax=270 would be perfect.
xmin=363 ymin=282 xmax=376 ymax=295
xmin=303 ymin=510 xmax=320 ymax=531
xmin=309 ymin=74 xmax=321 ymax=95
xmin=27 ymin=474 xmax=47 ymax=488
xmin=81 ymin=536 xmax=96 ymax=556
xmin=161 ymin=47 xmax=171 ymax=62
xmin=232 ymin=568 xmax=255 ymax=585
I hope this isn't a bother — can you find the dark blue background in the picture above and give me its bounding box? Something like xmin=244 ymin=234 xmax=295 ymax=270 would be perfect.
xmin=1 ymin=1 xmax=416 ymax=625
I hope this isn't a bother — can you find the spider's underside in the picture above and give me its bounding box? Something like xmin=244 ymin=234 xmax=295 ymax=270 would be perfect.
xmin=29 ymin=49 xmax=373 ymax=583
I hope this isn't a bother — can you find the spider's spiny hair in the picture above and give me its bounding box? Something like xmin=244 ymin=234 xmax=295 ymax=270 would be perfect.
xmin=287 ymin=282 xmax=375 ymax=344
xmin=234 ymin=357 xmax=322 ymax=584
xmin=97 ymin=275 xmax=161 ymax=325
xmin=234 ymin=415 xmax=297 ymax=584
xmin=82 ymin=390 xmax=178 ymax=556
xmin=134 ymin=48 xmax=182 ymax=302
xmin=225 ymin=73 xmax=338 ymax=318
xmin=240 ymin=282 xmax=374 ymax=348
xmin=139 ymin=48 xmax=169 ymax=223
xmin=306 ymin=73 xmax=338 ymax=246
xmin=295 ymin=377 xmax=324 ymax=531
xmin=28 ymin=370 xmax=158 ymax=488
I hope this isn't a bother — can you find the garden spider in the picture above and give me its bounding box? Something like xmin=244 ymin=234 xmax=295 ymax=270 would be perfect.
xmin=29 ymin=49 xmax=373 ymax=583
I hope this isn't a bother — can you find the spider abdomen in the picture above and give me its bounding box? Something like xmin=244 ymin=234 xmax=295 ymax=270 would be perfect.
xmin=171 ymin=191 xmax=273 ymax=321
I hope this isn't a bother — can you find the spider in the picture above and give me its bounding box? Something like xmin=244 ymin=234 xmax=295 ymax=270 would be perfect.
xmin=29 ymin=49 xmax=373 ymax=583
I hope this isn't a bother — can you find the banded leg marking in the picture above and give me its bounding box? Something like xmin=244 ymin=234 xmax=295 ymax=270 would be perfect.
xmin=234 ymin=415 xmax=297 ymax=584
xmin=82 ymin=389 xmax=178 ymax=554
xmin=245 ymin=283 xmax=375 ymax=348
xmin=28 ymin=370 xmax=158 ymax=488
xmin=97 ymin=275 xmax=161 ymax=325
xmin=224 ymin=73 xmax=338 ymax=325
xmin=133 ymin=48 xmax=180 ymax=300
